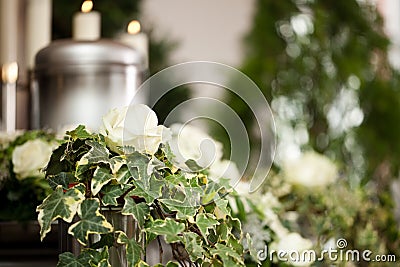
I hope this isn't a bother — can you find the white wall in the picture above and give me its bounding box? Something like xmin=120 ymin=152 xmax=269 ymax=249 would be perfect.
xmin=140 ymin=0 xmax=255 ymax=67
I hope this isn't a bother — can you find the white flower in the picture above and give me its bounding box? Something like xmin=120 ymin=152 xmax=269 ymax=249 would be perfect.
xmin=209 ymin=159 xmax=241 ymax=185
xmin=12 ymin=139 xmax=55 ymax=180
xmin=100 ymin=105 xmax=171 ymax=155
xmin=169 ymin=123 xmax=223 ymax=169
xmin=282 ymin=151 xmax=338 ymax=188
xmin=270 ymin=232 xmax=315 ymax=266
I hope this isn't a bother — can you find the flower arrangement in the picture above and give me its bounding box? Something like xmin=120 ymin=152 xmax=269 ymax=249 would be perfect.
xmin=37 ymin=105 xmax=254 ymax=266
xmin=0 ymin=130 xmax=57 ymax=221
xmin=232 ymin=152 xmax=400 ymax=266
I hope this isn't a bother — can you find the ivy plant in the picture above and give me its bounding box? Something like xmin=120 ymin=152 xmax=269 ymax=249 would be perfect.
xmin=37 ymin=125 xmax=250 ymax=266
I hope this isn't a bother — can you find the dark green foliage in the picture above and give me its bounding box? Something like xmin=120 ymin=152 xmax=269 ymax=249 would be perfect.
xmin=225 ymin=0 xmax=400 ymax=183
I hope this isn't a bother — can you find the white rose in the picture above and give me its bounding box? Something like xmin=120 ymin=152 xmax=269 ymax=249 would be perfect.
xmin=282 ymin=151 xmax=338 ymax=188
xmin=100 ymin=105 xmax=171 ymax=155
xmin=270 ymin=232 xmax=315 ymax=266
xmin=169 ymin=123 xmax=223 ymax=169
xmin=12 ymin=139 xmax=55 ymax=180
xmin=209 ymin=159 xmax=241 ymax=185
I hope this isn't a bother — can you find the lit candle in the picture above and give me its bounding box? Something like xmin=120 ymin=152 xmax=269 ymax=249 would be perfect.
xmin=25 ymin=0 xmax=52 ymax=69
xmin=72 ymin=0 xmax=101 ymax=41
xmin=0 ymin=0 xmax=18 ymax=64
xmin=118 ymin=20 xmax=149 ymax=69
xmin=1 ymin=62 xmax=18 ymax=132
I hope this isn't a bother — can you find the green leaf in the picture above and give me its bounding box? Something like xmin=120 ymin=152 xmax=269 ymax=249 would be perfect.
xmin=101 ymin=184 xmax=131 ymax=206
xmin=37 ymin=184 xmax=85 ymax=240
xmin=209 ymin=243 xmax=244 ymax=266
xmin=201 ymin=191 xmax=217 ymax=205
xmin=165 ymin=262 xmax=179 ymax=267
xmin=47 ymin=172 xmax=74 ymax=190
xmin=109 ymin=156 xmax=126 ymax=173
xmin=45 ymin=143 xmax=69 ymax=175
xmin=91 ymin=166 xmax=113 ymax=195
xmin=83 ymin=248 xmax=110 ymax=267
xmin=185 ymin=159 xmax=203 ymax=172
xmin=114 ymin=166 xmax=131 ymax=184
xmin=216 ymin=223 xmax=230 ymax=242
xmin=57 ymin=252 xmax=91 ymax=267
xmin=196 ymin=213 xmax=219 ymax=240
xmin=116 ymin=232 xmax=143 ymax=266
xmin=126 ymin=152 xmax=150 ymax=181
xmin=182 ymin=232 xmax=204 ymax=261
xmin=122 ymin=198 xmax=149 ymax=228
xmin=68 ymin=199 xmax=114 ymax=245
xmin=146 ymin=218 xmax=185 ymax=243
xmin=78 ymin=140 xmax=110 ymax=166
xmin=66 ymin=125 xmax=92 ymax=140
xmin=214 ymin=198 xmax=230 ymax=220
xmin=128 ymin=174 xmax=164 ymax=203
xmin=159 ymin=198 xmax=197 ymax=218
xmin=245 ymin=233 xmax=260 ymax=264
xmin=90 ymin=233 xmax=114 ymax=250
xmin=165 ymin=174 xmax=188 ymax=187
xmin=135 ymin=261 xmax=150 ymax=267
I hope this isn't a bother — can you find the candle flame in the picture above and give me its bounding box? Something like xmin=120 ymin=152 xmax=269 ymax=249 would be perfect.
xmin=81 ymin=0 xmax=93 ymax=13
xmin=1 ymin=62 xmax=18 ymax=83
xmin=127 ymin=20 xmax=141 ymax=34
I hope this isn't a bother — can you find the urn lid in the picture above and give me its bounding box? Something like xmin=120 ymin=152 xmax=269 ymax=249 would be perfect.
xmin=34 ymin=39 xmax=143 ymax=71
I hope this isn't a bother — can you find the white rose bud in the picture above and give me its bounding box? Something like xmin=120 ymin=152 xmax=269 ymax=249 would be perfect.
xmin=100 ymin=104 xmax=171 ymax=155
xmin=12 ymin=139 xmax=55 ymax=180
xmin=283 ymin=151 xmax=338 ymax=188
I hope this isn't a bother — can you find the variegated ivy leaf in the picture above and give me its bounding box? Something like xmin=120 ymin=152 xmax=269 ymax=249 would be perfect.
xmin=245 ymin=233 xmax=260 ymax=264
xmin=128 ymin=174 xmax=164 ymax=203
xmin=146 ymin=218 xmax=185 ymax=243
xmin=116 ymin=231 xmax=143 ymax=267
xmin=47 ymin=172 xmax=74 ymax=190
xmin=57 ymin=252 xmax=92 ymax=267
xmin=57 ymin=248 xmax=110 ymax=267
xmin=182 ymin=232 xmax=205 ymax=261
xmin=109 ymin=156 xmax=126 ymax=174
xmin=213 ymin=198 xmax=230 ymax=220
xmin=159 ymin=187 xmax=200 ymax=219
xmin=68 ymin=199 xmax=113 ymax=245
xmin=101 ymin=184 xmax=131 ymax=206
xmin=66 ymin=125 xmax=92 ymax=140
xmin=37 ymin=184 xmax=85 ymax=241
xmin=122 ymin=197 xmax=149 ymax=228
xmin=126 ymin=151 xmax=150 ymax=181
xmin=195 ymin=213 xmax=219 ymax=240
xmin=91 ymin=166 xmax=113 ymax=195
xmin=159 ymin=198 xmax=197 ymax=219
xmin=114 ymin=166 xmax=131 ymax=184
xmin=209 ymin=243 xmax=244 ymax=266
xmin=75 ymin=140 xmax=110 ymax=178
xmin=136 ymin=261 xmax=150 ymax=267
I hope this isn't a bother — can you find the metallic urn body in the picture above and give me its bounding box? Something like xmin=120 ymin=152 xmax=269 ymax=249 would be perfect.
xmin=31 ymin=39 xmax=146 ymax=130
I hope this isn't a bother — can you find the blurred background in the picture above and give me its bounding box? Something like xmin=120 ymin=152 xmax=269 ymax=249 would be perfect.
xmin=1 ymin=0 xmax=400 ymax=265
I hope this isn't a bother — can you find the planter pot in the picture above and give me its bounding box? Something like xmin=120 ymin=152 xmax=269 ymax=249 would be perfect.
xmin=61 ymin=206 xmax=143 ymax=267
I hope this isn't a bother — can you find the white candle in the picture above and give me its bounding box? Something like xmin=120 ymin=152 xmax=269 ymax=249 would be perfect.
xmin=118 ymin=20 xmax=149 ymax=69
xmin=25 ymin=0 xmax=52 ymax=69
xmin=1 ymin=62 xmax=18 ymax=132
xmin=0 ymin=0 xmax=18 ymax=64
xmin=72 ymin=0 xmax=101 ymax=41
